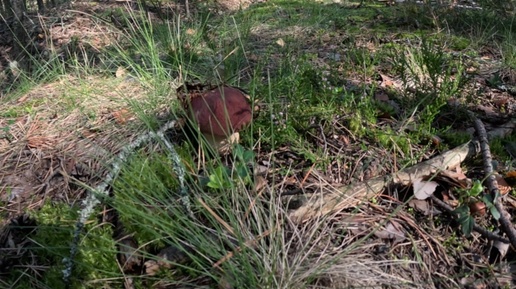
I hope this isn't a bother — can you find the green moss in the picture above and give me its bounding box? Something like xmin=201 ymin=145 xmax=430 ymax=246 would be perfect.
xmin=490 ymin=134 xmax=516 ymax=161
xmin=375 ymin=127 xmax=411 ymax=154
xmin=0 ymin=98 xmax=46 ymax=117
xmin=0 ymin=108 xmax=20 ymax=118
xmin=112 ymin=151 xmax=183 ymax=245
xmin=7 ymin=202 xmax=119 ymax=288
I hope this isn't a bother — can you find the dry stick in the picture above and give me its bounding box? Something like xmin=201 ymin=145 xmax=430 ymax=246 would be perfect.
xmin=300 ymin=163 xmax=316 ymax=187
xmin=471 ymin=116 xmax=516 ymax=248
xmin=287 ymin=132 xmax=510 ymax=243
xmin=288 ymin=141 xmax=479 ymax=223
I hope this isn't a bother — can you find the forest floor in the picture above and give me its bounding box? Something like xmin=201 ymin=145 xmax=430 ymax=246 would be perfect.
xmin=1 ymin=0 xmax=516 ymax=288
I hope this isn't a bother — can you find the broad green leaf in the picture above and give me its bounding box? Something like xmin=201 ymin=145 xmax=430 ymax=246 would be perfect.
xmin=207 ymin=166 xmax=231 ymax=189
xmin=453 ymin=205 xmax=469 ymax=216
xmin=482 ymin=194 xmax=494 ymax=207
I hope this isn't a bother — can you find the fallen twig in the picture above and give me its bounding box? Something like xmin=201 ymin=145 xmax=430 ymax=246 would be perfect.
xmin=471 ymin=115 xmax=516 ymax=248
xmin=63 ymin=119 xmax=189 ymax=288
xmin=288 ymin=141 xmax=480 ymax=223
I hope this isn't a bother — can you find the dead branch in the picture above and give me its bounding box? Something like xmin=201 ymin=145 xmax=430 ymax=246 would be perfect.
xmin=287 ymin=141 xmax=480 ymax=224
xmin=471 ymin=116 xmax=516 ymax=248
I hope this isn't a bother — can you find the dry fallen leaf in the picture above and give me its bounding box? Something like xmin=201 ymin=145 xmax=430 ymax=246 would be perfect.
xmin=81 ymin=128 xmax=97 ymax=138
xmin=276 ymin=38 xmax=285 ymax=47
xmin=408 ymin=199 xmax=441 ymax=215
xmin=27 ymin=136 xmax=54 ymax=149
xmin=338 ymin=134 xmax=350 ymax=146
xmin=437 ymin=168 xmax=470 ymax=189
xmin=413 ymin=178 xmax=439 ymax=200
xmin=496 ymin=175 xmax=511 ymax=195
xmin=0 ymin=138 xmax=9 ymax=152
xmin=17 ymin=94 xmax=29 ymax=103
xmin=494 ymin=240 xmax=510 ymax=259
xmin=431 ymin=135 xmax=442 ymax=146
xmin=144 ymin=260 xmax=159 ymax=276
xmin=493 ymin=96 xmax=509 ymax=107
xmin=186 ymin=28 xmax=196 ymax=35
xmin=466 ymin=66 xmax=477 ymax=74
xmin=444 ymin=166 xmax=467 ymax=180
xmin=379 ymin=73 xmax=394 ymax=88
xmin=475 ymin=105 xmax=497 ymax=117
xmin=374 ymin=221 xmax=406 ymax=245
xmin=253 ymin=175 xmax=267 ymax=193
xmin=115 ymin=66 xmax=128 ymax=78
xmin=111 ymin=108 xmax=134 ymax=124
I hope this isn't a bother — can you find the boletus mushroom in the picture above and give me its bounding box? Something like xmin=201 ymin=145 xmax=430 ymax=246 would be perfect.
xmin=188 ymin=86 xmax=252 ymax=151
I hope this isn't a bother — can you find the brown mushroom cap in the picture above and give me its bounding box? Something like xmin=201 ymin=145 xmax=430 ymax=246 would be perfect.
xmin=189 ymin=86 xmax=252 ymax=137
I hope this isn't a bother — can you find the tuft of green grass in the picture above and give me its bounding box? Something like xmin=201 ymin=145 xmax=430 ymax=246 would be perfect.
xmin=489 ymin=133 xmax=516 ymax=162
xmin=389 ymin=37 xmax=467 ymax=131
xmin=440 ymin=130 xmax=472 ymax=148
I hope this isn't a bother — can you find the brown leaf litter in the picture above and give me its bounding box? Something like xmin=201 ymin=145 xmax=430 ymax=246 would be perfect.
xmin=0 ymin=75 xmax=150 ymax=227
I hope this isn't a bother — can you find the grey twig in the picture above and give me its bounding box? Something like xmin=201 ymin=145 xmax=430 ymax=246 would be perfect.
xmin=63 ymin=119 xmax=190 ymax=287
xmin=470 ymin=114 xmax=516 ymax=248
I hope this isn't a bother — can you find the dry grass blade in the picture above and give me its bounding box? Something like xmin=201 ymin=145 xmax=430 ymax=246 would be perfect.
xmin=198 ymin=197 xmax=235 ymax=235
xmin=212 ymin=223 xmax=279 ymax=268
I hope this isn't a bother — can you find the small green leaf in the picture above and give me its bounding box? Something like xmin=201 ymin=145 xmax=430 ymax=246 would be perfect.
xmin=453 ymin=205 xmax=469 ymax=216
xmin=469 ymin=180 xmax=484 ymax=197
xmin=207 ymin=166 xmax=231 ymax=189
xmin=454 ymin=204 xmax=474 ymax=236
xmin=488 ymin=204 xmax=501 ymax=220
xmin=457 ymin=214 xmax=469 ymax=224
xmin=236 ymin=164 xmax=249 ymax=178
xmin=454 ymin=205 xmax=474 ymax=236
xmin=481 ymin=194 xmax=494 ymax=207
xmin=481 ymin=194 xmax=500 ymax=219
xmin=243 ymin=150 xmax=255 ymax=163
xmin=199 ymin=176 xmax=210 ymax=188
xmin=233 ymin=144 xmax=244 ymax=158
xmin=461 ymin=216 xmax=474 ymax=236
xmin=207 ymin=173 xmax=222 ymax=189
xmin=493 ymin=191 xmax=501 ymax=202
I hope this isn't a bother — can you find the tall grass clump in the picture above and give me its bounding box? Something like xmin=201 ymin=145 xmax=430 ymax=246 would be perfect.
xmin=107 ymin=141 xmax=389 ymax=288
xmin=389 ymin=37 xmax=467 ymax=135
